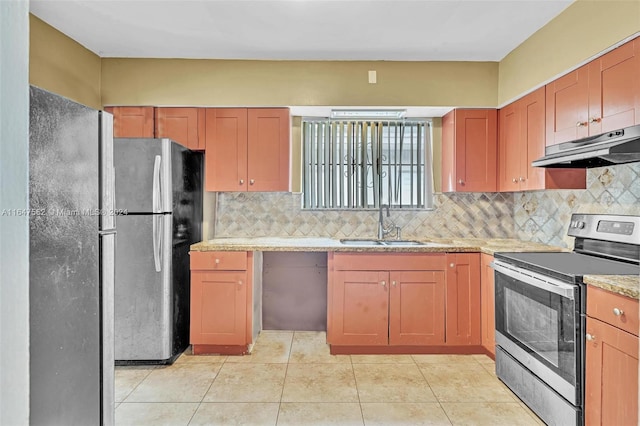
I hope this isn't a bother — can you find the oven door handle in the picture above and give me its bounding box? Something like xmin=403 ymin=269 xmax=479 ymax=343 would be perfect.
xmin=491 ymin=260 xmax=575 ymax=300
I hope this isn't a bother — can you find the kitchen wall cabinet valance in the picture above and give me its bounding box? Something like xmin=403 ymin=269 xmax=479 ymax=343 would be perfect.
xmin=498 ymin=87 xmax=586 ymax=191
xmin=104 ymin=106 xmax=155 ymax=138
xmin=205 ymin=108 xmax=290 ymax=192
xmin=441 ymin=109 xmax=497 ymax=192
xmin=546 ymin=37 xmax=640 ymax=146
xmin=155 ymin=107 xmax=205 ymax=151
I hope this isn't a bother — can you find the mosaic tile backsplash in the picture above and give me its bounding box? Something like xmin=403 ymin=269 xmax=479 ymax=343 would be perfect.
xmin=514 ymin=163 xmax=640 ymax=248
xmin=215 ymin=192 xmax=516 ymax=240
xmin=213 ymin=163 xmax=640 ymax=248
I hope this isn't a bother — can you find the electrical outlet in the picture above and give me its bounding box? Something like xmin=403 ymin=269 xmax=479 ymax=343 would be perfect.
xmin=368 ymin=70 xmax=377 ymax=84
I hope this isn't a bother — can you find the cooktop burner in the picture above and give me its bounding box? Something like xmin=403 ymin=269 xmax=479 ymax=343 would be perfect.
xmin=494 ymin=251 xmax=639 ymax=282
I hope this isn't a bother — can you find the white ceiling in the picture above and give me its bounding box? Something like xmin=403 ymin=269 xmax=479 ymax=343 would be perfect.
xmin=30 ymin=0 xmax=574 ymax=61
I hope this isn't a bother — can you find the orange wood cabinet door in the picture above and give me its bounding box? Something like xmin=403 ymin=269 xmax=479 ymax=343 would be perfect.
xmin=588 ymin=38 xmax=640 ymax=133
xmin=499 ymin=88 xmax=585 ymax=192
xmin=480 ymin=254 xmax=495 ymax=356
xmin=328 ymin=270 xmax=389 ymax=346
xmin=585 ymin=316 xmax=639 ymax=426
xmin=105 ymin=106 xmax=155 ymax=138
xmin=498 ymin=102 xmax=521 ymax=192
xmin=388 ymin=271 xmax=445 ymax=346
xmin=155 ymin=107 xmax=205 ymax=150
xmin=441 ymin=109 xmax=497 ymax=192
xmin=205 ymin=108 xmax=248 ymax=192
xmin=545 ymin=65 xmax=590 ymax=146
xmin=445 ymin=253 xmax=481 ymax=345
xmin=190 ymin=270 xmax=248 ymax=345
xmin=247 ymin=108 xmax=290 ymax=192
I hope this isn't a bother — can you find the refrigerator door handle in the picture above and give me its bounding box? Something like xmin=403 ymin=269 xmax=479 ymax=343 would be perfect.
xmin=152 ymin=214 xmax=162 ymax=272
xmin=152 ymin=155 xmax=162 ymax=213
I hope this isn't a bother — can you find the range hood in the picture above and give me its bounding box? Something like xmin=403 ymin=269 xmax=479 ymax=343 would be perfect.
xmin=532 ymin=124 xmax=640 ymax=168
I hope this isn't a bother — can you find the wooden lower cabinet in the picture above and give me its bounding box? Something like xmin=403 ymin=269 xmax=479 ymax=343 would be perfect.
xmin=328 ymin=252 xmax=483 ymax=352
xmin=329 ymin=269 xmax=446 ymax=346
xmin=445 ymin=253 xmax=481 ymax=345
xmin=480 ymin=253 xmax=495 ymax=356
xmin=190 ymin=251 xmax=252 ymax=354
xmin=585 ymin=286 xmax=639 ymax=426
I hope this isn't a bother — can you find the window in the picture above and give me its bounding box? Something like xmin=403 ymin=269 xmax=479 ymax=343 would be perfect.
xmin=302 ymin=118 xmax=433 ymax=209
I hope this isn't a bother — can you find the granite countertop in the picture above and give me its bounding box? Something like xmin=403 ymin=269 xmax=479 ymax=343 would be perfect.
xmin=584 ymin=275 xmax=640 ymax=300
xmin=190 ymin=237 xmax=565 ymax=256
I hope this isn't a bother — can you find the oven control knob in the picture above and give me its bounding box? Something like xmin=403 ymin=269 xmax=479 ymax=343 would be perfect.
xmin=577 ymin=221 xmax=585 ymax=229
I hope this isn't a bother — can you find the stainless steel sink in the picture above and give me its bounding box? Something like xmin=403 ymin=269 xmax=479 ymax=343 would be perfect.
xmin=339 ymin=239 xmax=385 ymax=245
xmin=380 ymin=240 xmax=424 ymax=246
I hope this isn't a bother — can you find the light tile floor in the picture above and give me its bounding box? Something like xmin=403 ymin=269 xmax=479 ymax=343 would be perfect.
xmin=115 ymin=331 xmax=545 ymax=426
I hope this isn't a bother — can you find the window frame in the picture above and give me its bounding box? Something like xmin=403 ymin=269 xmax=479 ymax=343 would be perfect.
xmin=301 ymin=117 xmax=434 ymax=211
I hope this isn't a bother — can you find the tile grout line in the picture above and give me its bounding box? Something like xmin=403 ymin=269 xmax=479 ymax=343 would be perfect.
xmin=117 ymin=366 xmax=156 ymax=405
xmin=414 ymin=361 xmax=454 ymax=426
xmin=275 ymin=331 xmax=295 ymax=425
xmin=350 ymin=352 xmax=366 ymax=426
xmin=185 ymin=349 xmax=228 ymax=425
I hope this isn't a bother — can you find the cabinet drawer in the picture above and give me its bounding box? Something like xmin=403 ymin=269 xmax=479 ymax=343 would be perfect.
xmin=190 ymin=251 xmax=247 ymax=271
xmin=587 ymin=286 xmax=639 ymax=336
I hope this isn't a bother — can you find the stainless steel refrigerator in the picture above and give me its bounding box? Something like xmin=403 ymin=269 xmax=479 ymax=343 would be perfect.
xmin=114 ymin=138 xmax=202 ymax=364
xmin=29 ymin=86 xmax=115 ymax=425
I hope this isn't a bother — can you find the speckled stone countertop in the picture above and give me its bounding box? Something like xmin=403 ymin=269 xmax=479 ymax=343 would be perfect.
xmin=584 ymin=275 xmax=640 ymax=300
xmin=190 ymin=237 xmax=565 ymax=256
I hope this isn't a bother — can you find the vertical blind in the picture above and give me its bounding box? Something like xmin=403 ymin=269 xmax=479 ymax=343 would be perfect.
xmin=302 ymin=119 xmax=433 ymax=209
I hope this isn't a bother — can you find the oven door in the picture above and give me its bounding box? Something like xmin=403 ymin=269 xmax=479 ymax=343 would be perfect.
xmin=492 ymin=260 xmax=580 ymax=405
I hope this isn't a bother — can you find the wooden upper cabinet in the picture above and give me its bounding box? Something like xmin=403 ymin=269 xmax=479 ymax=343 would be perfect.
xmin=588 ymin=38 xmax=640 ymax=133
xmin=499 ymin=88 xmax=585 ymax=191
xmin=545 ymin=65 xmax=590 ymax=146
xmin=205 ymin=108 xmax=290 ymax=192
xmin=105 ymin=106 xmax=155 ymax=138
xmin=441 ymin=109 xmax=497 ymax=192
xmin=445 ymin=253 xmax=481 ymax=345
xmin=205 ymin=108 xmax=248 ymax=192
xmin=155 ymin=107 xmax=205 ymax=150
xmin=247 ymin=108 xmax=290 ymax=192
xmin=547 ymin=38 xmax=640 ymax=146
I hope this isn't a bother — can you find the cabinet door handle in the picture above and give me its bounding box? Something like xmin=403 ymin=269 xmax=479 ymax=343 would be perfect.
xmin=576 ymin=121 xmax=588 ymax=127
xmin=392 ymin=281 xmax=396 ymax=287
xmin=519 ymin=177 xmax=525 ymax=182
xmin=380 ymin=281 xmax=386 ymax=287
xmin=449 ymin=263 xmax=455 ymax=268
xmin=239 ymin=179 xmax=244 ymax=185
xmin=215 ymin=258 xmax=220 ymax=264
xmin=585 ymin=333 xmax=595 ymax=341
xmin=250 ymin=179 xmax=255 ymax=185
xmin=589 ymin=117 xmax=601 ymax=124
xmin=458 ymin=179 xmax=464 ymax=185
xmin=512 ymin=178 xmax=517 ymax=183
xmin=238 ymin=280 xmax=243 ymax=285
xmin=613 ymin=308 xmax=624 ymax=316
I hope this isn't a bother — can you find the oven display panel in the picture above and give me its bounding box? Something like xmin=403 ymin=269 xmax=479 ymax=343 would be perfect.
xmin=597 ymin=220 xmax=634 ymax=235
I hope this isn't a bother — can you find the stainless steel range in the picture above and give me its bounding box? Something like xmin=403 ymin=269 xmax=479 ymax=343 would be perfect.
xmin=491 ymin=213 xmax=640 ymax=426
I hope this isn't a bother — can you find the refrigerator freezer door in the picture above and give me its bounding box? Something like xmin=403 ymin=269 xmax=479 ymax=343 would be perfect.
xmin=114 ymin=138 xmax=172 ymax=213
xmin=115 ymin=213 xmax=173 ymax=361
xmin=29 ymin=86 xmax=103 ymax=425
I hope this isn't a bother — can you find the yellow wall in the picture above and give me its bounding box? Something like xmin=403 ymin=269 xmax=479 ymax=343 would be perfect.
xmin=498 ymin=0 xmax=640 ymax=105
xmin=101 ymin=59 xmax=498 ymax=108
xmin=29 ymin=15 xmax=101 ymax=109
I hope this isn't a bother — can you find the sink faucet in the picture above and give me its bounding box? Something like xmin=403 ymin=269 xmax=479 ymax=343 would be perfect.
xmin=378 ymin=204 xmax=402 ymax=240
